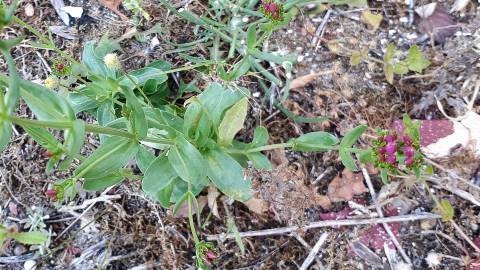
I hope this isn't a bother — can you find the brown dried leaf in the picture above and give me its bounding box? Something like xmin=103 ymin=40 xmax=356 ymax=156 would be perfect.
xmin=327 ymin=168 xmax=368 ymax=202
xmin=243 ymin=198 xmax=270 ymax=215
xmin=170 ymin=196 xmax=207 ymax=218
xmin=416 ymin=4 xmax=459 ymax=43
xmin=290 ymin=71 xmax=333 ymax=89
xmin=98 ymin=0 xmax=129 ymax=21
xmin=207 ymin=184 xmax=220 ymax=218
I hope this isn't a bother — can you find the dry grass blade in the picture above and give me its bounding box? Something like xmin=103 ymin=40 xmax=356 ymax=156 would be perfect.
xmin=98 ymin=0 xmax=129 ymax=21
xmin=290 ymin=70 xmax=333 ymax=89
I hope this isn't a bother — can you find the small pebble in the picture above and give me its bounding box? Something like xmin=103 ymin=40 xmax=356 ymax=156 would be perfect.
xmin=24 ymin=3 xmax=34 ymax=17
xmin=14 ymin=244 xmax=27 ymax=256
xmin=24 ymin=260 xmax=36 ymax=270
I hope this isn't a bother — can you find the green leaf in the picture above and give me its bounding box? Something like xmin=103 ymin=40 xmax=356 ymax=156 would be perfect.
xmin=228 ymin=57 xmax=252 ymax=81
xmin=290 ymin=132 xmax=339 ymax=152
xmin=0 ymin=119 xmax=12 ymax=151
xmin=183 ymin=99 xmax=212 ymax=146
xmin=83 ymin=172 xmax=124 ymax=191
xmin=246 ymin=24 xmax=257 ymax=49
xmin=250 ymin=126 xmax=269 ymax=147
xmin=198 ymin=83 xmax=248 ymax=128
xmin=168 ymin=135 xmax=206 ymax=183
xmin=384 ymin=63 xmax=394 ymax=84
xmin=340 ymin=125 xmax=367 ymax=148
xmin=205 ymin=148 xmax=252 ymax=201
xmin=246 ymin=152 xmax=272 ymax=169
xmin=350 ymin=50 xmax=363 ymax=66
xmin=380 ymin=169 xmax=388 ymax=184
xmin=97 ymin=101 xmax=116 ymax=142
xmin=435 ymin=199 xmax=454 ymax=222
xmin=121 ymin=86 xmax=147 ymax=139
xmin=361 ymin=10 xmax=382 ymax=31
xmin=218 ymin=97 xmax=248 ymax=146
xmin=118 ymin=67 xmax=168 ymax=89
xmin=59 ymin=119 xmax=85 ymax=170
xmin=143 ymin=155 xmax=178 ymax=205
xmin=19 ymin=79 xmax=75 ymax=121
xmin=339 ymin=149 xmax=358 ymax=171
xmin=358 ymin=148 xmax=374 ymax=164
xmin=135 ymin=146 xmax=156 ymax=173
xmin=74 ymin=136 xmax=139 ymax=179
xmin=82 ymin=40 xmax=118 ymax=78
xmin=393 ymin=62 xmax=409 ymax=75
xmin=9 ymin=231 xmax=48 ymax=245
xmin=406 ymin=45 xmax=430 ymax=73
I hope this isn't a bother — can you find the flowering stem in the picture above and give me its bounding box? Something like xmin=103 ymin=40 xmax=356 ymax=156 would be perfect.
xmin=10 ymin=116 xmax=173 ymax=145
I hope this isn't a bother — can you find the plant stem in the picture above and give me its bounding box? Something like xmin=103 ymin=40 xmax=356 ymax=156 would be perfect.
xmin=245 ymin=142 xmax=292 ymax=153
xmin=10 ymin=116 xmax=173 ymax=145
xmin=187 ymin=192 xmax=200 ymax=243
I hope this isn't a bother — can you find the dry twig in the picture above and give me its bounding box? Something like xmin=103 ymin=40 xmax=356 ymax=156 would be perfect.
xmin=206 ymin=213 xmax=441 ymax=241
xmin=299 ymin=232 xmax=329 ymax=270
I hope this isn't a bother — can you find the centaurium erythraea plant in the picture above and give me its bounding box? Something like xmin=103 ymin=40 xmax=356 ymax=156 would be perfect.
xmin=371 ymin=116 xmax=424 ymax=181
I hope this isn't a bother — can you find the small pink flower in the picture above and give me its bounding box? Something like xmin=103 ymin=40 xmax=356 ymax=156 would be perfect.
xmin=402 ymin=146 xmax=415 ymax=157
xmin=385 ymin=143 xmax=397 ymax=155
xmin=46 ymin=189 xmax=57 ymax=201
xmin=386 ymin=154 xmax=396 ymax=165
xmin=384 ymin=135 xmax=395 ymax=143
xmin=402 ymin=135 xmax=413 ymax=145
xmin=405 ymin=157 xmax=414 ymax=166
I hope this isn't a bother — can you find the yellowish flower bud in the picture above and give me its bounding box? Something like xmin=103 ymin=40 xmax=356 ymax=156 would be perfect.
xmin=44 ymin=77 xmax=59 ymax=89
xmin=104 ymin=53 xmax=120 ymax=70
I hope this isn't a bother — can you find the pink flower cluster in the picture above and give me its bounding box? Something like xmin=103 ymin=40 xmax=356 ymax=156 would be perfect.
xmin=377 ymin=133 xmax=417 ymax=168
xmin=260 ymin=0 xmax=284 ymax=21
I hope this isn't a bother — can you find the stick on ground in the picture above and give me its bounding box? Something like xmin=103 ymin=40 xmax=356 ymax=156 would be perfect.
xmin=299 ymin=232 xmax=329 ymax=270
xmin=206 ymin=213 xmax=441 ymax=241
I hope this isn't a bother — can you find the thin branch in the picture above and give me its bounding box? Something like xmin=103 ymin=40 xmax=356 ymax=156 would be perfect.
xmin=205 ymin=213 xmax=441 ymax=241
xmin=299 ymin=232 xmax=329 ymax=270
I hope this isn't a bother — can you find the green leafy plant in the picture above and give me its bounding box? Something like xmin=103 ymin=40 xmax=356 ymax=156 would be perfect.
xmin=0 ymin=1 xmax=376 ymax=268
xmin=329 ymin=40 xmax=431 ymax=84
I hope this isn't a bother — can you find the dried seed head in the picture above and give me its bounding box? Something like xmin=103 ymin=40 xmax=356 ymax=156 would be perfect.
xmin=104 ymin=53 xmax=120 ymax=70
xmin=44 ymin=76 xmax=59 ymax=89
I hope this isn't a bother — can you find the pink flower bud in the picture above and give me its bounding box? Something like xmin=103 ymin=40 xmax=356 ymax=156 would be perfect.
xmin=402 ymin=146 xmax=415 ymax=157
xmin=402 ymin=135 xmax=413 ymax=145
xmin=386 ymin=154 xmax=396 ymax=165
xmin=385 ymin=143 xmax=397 ymax=154
xmin=379 ymin=155 xmax=386 ymax=162
xmin=46 ymin=189 xmax=57 ymax=201
xmin=379 ymin=147 xmax=386 ymax=155
xmin=405 ymin=157 xmax=414 ymax=166
xmin=384 ymin=135 xmax=395 ymax=143
xmin=206 ymin=251 xmax=216 ymax=260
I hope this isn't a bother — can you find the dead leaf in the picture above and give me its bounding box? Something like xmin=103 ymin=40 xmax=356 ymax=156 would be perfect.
xmin=207 ymin=184 xmax=220 ymax=218
xmin=416 ymin=4 xmax=459 ymax=43
xmin=49 ymin=25 xmax=78 ymax=40
xmin=270 ymin=148 xmax=289 ymax=168
xmin=290 ymin=71 xmax=333 ymax=89
xmin=327 ymin=169 xmax=368 ymax=202
xmin=98 ymin=0 xmax=129 ymax=21
xmin=170 ymin=196 xmax=207 ymax=218
xmin=415 ymin=3 xmax=437 ymax=18
xmin=350 ymin=241 xmax=383 ymax=267
xmin=243 ymin=198 xmax=270 ymax=215
xmin=115 ymin=27 xmax=138 ymax=42
xmin=51 ymin=0 xmax=70 ymax=25
xmin=361 ymin=11 xmax=382 ymax=32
